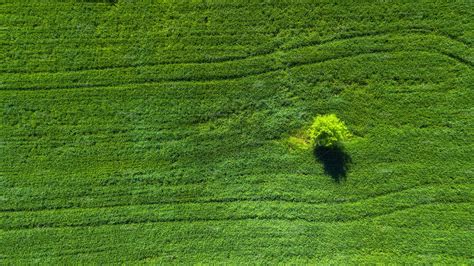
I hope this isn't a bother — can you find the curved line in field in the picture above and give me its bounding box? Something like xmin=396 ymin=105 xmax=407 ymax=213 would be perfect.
xmin=355 ymin=201 xmax=473 ymax=222
xmin=2 ymin=201 xmax=470 ymax=231
xmin=2 ymin=28 xmax=471 ymax=76
xmin=0 ymin=182 xmax=437 ymax=213
xmin=2 ymin=48 xmax=472 ymax=92
xmin=1 ymin=182 xmax=467 ymax=215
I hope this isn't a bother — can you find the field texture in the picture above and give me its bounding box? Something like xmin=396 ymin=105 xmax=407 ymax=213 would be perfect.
xmin=1 ymin=0 xmax=474 ymax=264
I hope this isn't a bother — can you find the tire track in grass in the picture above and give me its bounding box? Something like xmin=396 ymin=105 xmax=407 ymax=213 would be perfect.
xmin=439 ymin=51 xmax=474 ymax=67
xmin=3 ymin=27 xmax=471 ymax=75
xmin=0 ymin=180 xmax=457 ymax=212
xmin=365 ymin=202 xmax=473 ymax=229
xmin=2 ymin=179 xmax=471 ymax=213
xmin=2 ymin=31 xmax=474 ymax=81
xmin=2 ymin=183 xmax=471 ymax=230
xmin=1 ymin=245 xmax=111 ymax=260
xmin=2 ymin=201 xmax=471 ymax=231
xmin=2 ymin=48 xmax=472 ymax=92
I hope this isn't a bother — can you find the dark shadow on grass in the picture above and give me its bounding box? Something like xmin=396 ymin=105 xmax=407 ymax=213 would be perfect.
xmin=314 ymin=145 xmax=352 ymax=182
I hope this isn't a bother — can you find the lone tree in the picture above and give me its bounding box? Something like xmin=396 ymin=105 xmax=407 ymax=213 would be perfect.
xmin=308 ymin=114 xmax=350 ymax=147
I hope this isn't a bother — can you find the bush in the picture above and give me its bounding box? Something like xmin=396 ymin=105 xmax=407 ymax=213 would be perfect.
xmin=308 ymin=114 xmax=350 ymax=147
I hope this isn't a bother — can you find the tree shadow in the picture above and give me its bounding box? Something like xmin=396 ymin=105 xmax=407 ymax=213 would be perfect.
xmin=314 ymin=145 xmax=352 ymax=182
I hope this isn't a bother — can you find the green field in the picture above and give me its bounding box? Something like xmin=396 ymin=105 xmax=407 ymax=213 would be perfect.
xmin=1 ymin=0 xmax=473 ymax=264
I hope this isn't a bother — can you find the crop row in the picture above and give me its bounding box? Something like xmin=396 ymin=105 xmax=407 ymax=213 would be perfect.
xmin=2 ymin=217 xmax=472 ymax=264
xmin=1 ymin=182 xmax=472 ymax=230
xmin=2 ymin=1 xmax=471 ymax=74
xmin=3 ymin=27 xmax=471 ymax=74
xmin=2 ymin=33 xmax=472 ymax=91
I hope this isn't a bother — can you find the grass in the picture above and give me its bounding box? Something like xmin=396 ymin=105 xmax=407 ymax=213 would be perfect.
xmin=1 ymin=0 xmax=473 ymax=264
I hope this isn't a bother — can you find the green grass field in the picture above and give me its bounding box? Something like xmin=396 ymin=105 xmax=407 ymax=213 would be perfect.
xmin=1 ymin=0 xmax=473 ymax=264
